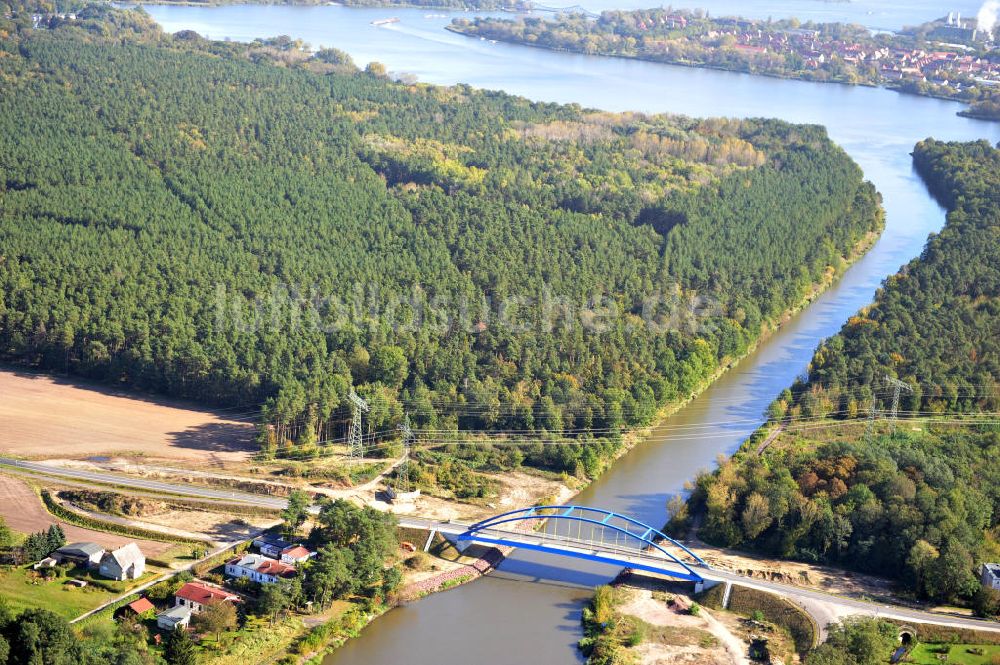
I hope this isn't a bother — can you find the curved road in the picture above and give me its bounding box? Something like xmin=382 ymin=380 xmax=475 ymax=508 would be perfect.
xmin=6 ymin=456 xmax=996 ymax=639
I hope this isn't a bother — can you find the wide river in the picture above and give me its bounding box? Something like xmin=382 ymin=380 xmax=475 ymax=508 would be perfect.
xmin=136 ymin=2 xmax=1000 ymax=662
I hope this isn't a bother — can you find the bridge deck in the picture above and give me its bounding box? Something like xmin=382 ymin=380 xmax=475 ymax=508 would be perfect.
xmin=397 ymin=516 xmax=707 ymax=581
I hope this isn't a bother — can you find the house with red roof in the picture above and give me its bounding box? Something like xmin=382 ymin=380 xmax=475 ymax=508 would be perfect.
xmin=174 ymin=581 xmax=241 ymax=612
xmin=279 ymin=545 xmax=315 ymax=565
xmin=122 ymin=597 xmax=155 ymax=618
xmin=225 ymin=553 xmax=297 ymax=584
xmin=156 ymin=581 xmax=239 ymax=631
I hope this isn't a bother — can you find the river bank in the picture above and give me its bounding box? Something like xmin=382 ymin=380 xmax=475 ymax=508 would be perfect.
xmin=445 ymin=23 xmax=999 ymax=122
xmin=92 ymin=6 xmax=1000 ymax=662
xmin=294 ymin=219 xmax=885 ymax=664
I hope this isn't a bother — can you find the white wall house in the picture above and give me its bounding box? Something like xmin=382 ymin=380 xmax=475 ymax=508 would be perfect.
xmin=157 ymin=581 xmax=239 ymax=631
xmin=99 ymin=543 xmax=145 ymax=581
xmin=225 ymin=553 xmax=296 ymax=584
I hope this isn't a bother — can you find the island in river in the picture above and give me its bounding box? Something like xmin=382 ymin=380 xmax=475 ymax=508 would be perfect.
xmin=449 ymin=8 xmax=1000 ymax=121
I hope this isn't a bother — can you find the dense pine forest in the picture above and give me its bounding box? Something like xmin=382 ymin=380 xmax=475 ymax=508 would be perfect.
xmin=0 ymin=4 xmax=881 ymax=472
xmin=688 ymin=139 xmax=1000 ymax=603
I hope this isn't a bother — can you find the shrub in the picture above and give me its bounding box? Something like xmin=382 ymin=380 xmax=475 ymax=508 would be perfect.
xmin=702 ymin=585 xmax=816 ymax=655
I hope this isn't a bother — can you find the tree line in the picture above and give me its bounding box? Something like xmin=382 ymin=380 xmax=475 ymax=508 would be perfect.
xmin=0 ymin=4 xmax=879 ymax=482
xmin=686 ymin=139 xmax=1000 ymax=604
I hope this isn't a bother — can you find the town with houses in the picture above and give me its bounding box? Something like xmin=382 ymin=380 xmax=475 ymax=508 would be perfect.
xmin=720 ymin=12 xmax=1000 ymax=87
xmin=27 ymin=6 xmax=1000 ymax=91
xmin=456 ymin=6 xmax=1000 ymax=116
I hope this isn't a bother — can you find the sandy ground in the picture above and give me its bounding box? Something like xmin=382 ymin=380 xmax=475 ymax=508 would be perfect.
xmin=57 ymin=495 xmax=278 ymax=546
xmin=389 ymin=471 xmax=575 ymax=522
xmin=121 ymin=506 xmax=278 ymax=544
xmin=691 ymin=541 xmax=899 ymax=602
xmin=0 ymin=370 xmax=254 ymax=466
xmin=0 ymin=473 xmax=173 ymax=555
xmin=616 ymin=586 xmax=749 ymax=665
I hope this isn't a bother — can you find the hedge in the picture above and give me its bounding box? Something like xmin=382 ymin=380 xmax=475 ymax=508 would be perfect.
xmin=886 ymin=621 xmax=1000 ymax=645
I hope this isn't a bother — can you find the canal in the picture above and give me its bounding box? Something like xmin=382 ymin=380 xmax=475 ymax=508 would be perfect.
xmin=135 ymin=3 xmax=1000 ymax=661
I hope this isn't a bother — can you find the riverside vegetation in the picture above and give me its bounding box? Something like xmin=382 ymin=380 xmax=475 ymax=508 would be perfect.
xmin=0 ymin=1 xmax=882 ymax=491
xmin=683 ymin=139 xmax=1000 ymax=609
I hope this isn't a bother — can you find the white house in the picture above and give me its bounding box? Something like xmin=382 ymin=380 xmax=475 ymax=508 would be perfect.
xmin=156 ymin=606 xmax=193 ymax=631
xmin=279 ymin=545 xmax=315 ymax=565
xmin=157 ymin=581 xmax=239 ymax=630
xmin=253 ymin=534 xmax=292 ymax=559
xmin=99 ymin=543 xmax=145 ymax=581
xmin=225 ymin=553 xmax=296 ymax=584
xmin=173 ymin=581 xmax=240 ymax=613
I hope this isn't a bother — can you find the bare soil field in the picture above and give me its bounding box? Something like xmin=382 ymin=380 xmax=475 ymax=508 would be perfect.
xmin=0 ymin=370 xmax=254 ymax=466
xmin=616 ymin=586 xmax=749 ymax=665
xmin=0 ymin=473 xmax=173 ymax=555
xmin=121 ymin=506 xmax=279 ymax=545
xmin=691 ymin=540 xmax=899 ymax=603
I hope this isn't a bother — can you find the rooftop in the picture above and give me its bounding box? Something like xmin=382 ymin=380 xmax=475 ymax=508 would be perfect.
xmin=230 ymin=553 xmax=296 ymax=578
xmin=254 ymin=534 xmax=291 ymax=547
xmin=175 ymin=581 xmax=239 ymax=605
xmin=158 ymin=605 xmax=193 ymax=623
xmin=104 ymin=542 xmax=144 ymax=568
xmin=57 ymin=542 xmax=104 ymax=556
xmin=127 ymin=598 xmax=155 ymax=614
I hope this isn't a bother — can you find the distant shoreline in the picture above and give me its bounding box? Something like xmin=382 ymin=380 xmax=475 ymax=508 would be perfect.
xmin=445 ymin=24 xmax=999 ymax=123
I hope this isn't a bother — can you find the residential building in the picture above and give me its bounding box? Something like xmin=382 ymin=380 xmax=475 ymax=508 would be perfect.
xmin=253 ymin=534 xmax=292 ymax=559
xmin=225 ymin=552 xmax=297 ymax=584
xmin=174 ymin=581 xmax=240 ymax=613
xmin=99 ymin=542 xmax=145 ymax=580
xmin=54 ymin=542 xmax=105 ymax=568
xmin=280 ymin=545 xmax=315 ymax=565
xmin=156 ymin=606 xmax=192 ymax=632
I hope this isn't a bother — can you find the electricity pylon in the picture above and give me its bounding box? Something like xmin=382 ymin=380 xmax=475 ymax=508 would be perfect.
xmin=397 ymin=413 xmax=414 ymax=493
xmin=884 ymin=374 xmax=913 ymax=433
xmin=864 ymin=394 xmax=878 ymax=445
xmin=348 ymin=391 xmax=369 ymax=459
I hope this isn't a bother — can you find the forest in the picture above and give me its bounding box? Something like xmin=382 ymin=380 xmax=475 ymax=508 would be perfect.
xmin=0 ymin=3 xmax=880 ymax=477
xmin=687 ymin=139 xmax=1000 ymax=603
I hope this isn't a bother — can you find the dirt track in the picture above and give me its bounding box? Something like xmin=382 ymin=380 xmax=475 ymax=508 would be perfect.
xmin=0 ymin=370 xmax=254 ymax=465
xmin=0 ymin=473 xmax=173 ymax=555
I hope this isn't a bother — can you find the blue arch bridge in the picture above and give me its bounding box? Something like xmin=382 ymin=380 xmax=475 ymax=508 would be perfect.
xmin=403 ymin=505 xmax=712 ymax=587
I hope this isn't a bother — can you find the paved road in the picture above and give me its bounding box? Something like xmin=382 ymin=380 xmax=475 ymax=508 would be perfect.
xmin=9 ymin=457 xmax=1000 ymax=637
xmin=404 ymin=517 xmax=1000 ymax=637
xmin=0 ymin=457 xmax=291 ymax=510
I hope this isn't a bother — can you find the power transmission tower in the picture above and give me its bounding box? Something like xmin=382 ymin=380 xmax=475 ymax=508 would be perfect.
xmin=884 ymin=374 xmax=913 ymax=433
xmin=864 ymin=394 xmax=878 ymax=445
xmin=397 ymin=413 xmax=414 ymax=493
xmin=348 ymin=391 xmax=369 ymax=459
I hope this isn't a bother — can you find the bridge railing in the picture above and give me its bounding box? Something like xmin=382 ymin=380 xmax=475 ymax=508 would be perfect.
xmin=457 ymin=505 xmax=710 ymax=581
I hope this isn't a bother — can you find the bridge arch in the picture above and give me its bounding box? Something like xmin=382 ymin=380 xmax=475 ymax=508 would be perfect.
xmin=457 ymin=505 xmax=709 ymax=582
